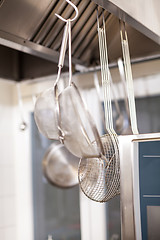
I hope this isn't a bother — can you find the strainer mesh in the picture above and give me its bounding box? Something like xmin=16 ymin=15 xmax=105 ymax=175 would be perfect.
xmin=78 ymin=134 xmax=120 ymax=202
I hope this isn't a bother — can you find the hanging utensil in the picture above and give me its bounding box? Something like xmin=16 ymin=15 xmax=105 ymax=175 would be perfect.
xmin=120 ymin=23 xmax=139 ymax=135
xmin=78 ymin=11 xmax=120 ymax=202
xmin=42 ymin=141 xmax=79 ymax=188
xmin=117 ymin=58 xmax=132 ymax=135
xmin=55 ymin=3 xmax=104 ymax=159
xmin=93 ymin=72 xmax=107 ymax=133
xmin=110 ymin=72 xmax=124 ymax=134
xmin=34 ymin=20 xmax=69 ymax=139
xmin=16 ymin=83 xmax=27 ymax=131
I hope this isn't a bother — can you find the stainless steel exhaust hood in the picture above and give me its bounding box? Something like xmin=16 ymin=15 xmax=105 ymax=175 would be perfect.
xmin=0 ymin=0 xmax=159 ymax=81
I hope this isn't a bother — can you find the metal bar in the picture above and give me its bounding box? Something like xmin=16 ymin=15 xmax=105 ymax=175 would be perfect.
xmin=54 ymin=0 xmax=91 ymax=51
xmin=72 ymin=8 xmax=103 ymax=57
xmin=69 ymin=0 xmax=91 ymax=32
xmin=34 ymin=1 xmax=68 ymax=45
xmin=17 ymin=54 xmax=160 ymax=85
xmin=77 ymin=12 xmax=111 ymax=59
xmin=30 ymin=0 xmax=59 ymax=42
xmin=48 ymin=0 xmax=82 ymax=49
xmin=75 ymin=53 xmax=160 ymax=74
xmin=92 ymin=0 xmax=160 ymax=45
xmin=42 ymin=0 xmax=80 ymax=47
xmin=0 ymin=30 xmax=84 ymax=67
xmin=71 ymin=3 xmax=98 ymax=47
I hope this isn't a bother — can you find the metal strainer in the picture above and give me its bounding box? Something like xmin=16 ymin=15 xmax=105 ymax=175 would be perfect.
xmin=78 ymin=12 xmax=120 ymax=202
xmin=34 ymin=21 xmax=69 ymax=139
xmin=56 ymin=12 xmax=104 ymax=159
xmin=42 ymin=142 xmax=79 ymax=188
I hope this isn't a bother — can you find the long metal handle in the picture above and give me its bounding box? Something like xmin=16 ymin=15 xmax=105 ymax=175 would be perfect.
xmin=58 ymin=21 xmax=69 ymax=68
xmin=120 ymin=29 xmax=139 ymax=135
xmin=110 ymin=72 xmax=121 ymax=116
xmin=94 ymin=72 xmax=107 ymax=132
xmin=98 ymin=16 xmax=113 ymax=131
xmin=68 ymin=20 xmax=72 ymax=86
xmin=117 ymin=58 xmax=131 ymax=123
xmin=54 ymin=21 xmax=69 ymax=87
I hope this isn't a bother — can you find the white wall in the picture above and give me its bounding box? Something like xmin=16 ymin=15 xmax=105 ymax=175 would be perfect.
xmin=0 ymin=80 xmax=17 ymax=239
xmin=0 ymin=79 xmax=33 ymax=240
xmin=0 ymin=59 xmax=159 ymax=240
xmin=13 ymin=96 xmax=34 ymax=240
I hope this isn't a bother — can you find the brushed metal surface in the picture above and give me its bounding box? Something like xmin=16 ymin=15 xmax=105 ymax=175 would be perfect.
xmin=119 ymin=133 xmax=160 ymax=240
xmin=119 ymin=135 xmax=136 ymax=240
xmin=110 ymin=0 xmax=160 ymax=37
xmin=0 ymin=0 xmax=53 ymax=40
xmin=92 ymin=0 xmax=160 ymax=45
xmin=0 ymin=30 xmax=83 ymax=66
xmin=0 ymin=0 xmax=159 ymax=81
xmin=147 ymin=206 xmax=160 ymax=240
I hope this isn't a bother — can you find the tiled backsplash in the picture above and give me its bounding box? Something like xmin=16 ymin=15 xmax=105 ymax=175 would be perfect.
xmin=0 ymin=81 xmax=17 ymax=240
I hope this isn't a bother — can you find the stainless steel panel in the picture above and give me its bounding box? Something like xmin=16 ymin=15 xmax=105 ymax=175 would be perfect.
xmin=33 ymin=0 xmax=67 ymax=44
xmin=119 ymin=135 xmax=136 ymax=240
xmin=92 ymin=0 xmax=160 ymax=45
xmin=52 ymin=0 xmax=91 ymax=51
xmin=75 ymin=12 xmax=111 ymax=63
xmin=0 ymin=0 xmax=54 ymax=40
xmin=109 ymin=0 xmax=160 ymax=37
xmin=119 ymin=133 xmax=160 ymax=240
xmin=0 ymin=30 xmax=84 ymax=66
xmin=42 ymin=0 xmax=80 ymax=47
xmin=0 ymin=0 xmax=159 ymax=81
xmin=147 ymin=206 xmax=160 ymax=240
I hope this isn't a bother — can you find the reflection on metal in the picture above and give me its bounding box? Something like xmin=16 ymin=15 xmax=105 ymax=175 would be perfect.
xmin=92 ymin=0 xmax=160 ymax=45
xmin=119 ymin=135 xmax=136 ymax=240
xmin=119 ymin=133 xmax=160 ymax=240
xmin=0 ymin=30 xmax=83 ymax=67
xmin=0 ymin=0 xmax=159 ymax=81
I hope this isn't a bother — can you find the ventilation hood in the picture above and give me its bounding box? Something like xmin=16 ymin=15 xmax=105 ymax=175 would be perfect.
xmin=0 ymin=0 xmax=159 ymax=81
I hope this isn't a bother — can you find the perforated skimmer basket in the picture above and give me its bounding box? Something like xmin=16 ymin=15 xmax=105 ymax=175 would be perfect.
xmin=78 ymin=12 xmax=120 ymax=202
xmin=79 ymin=134 xmax=120 ymax=202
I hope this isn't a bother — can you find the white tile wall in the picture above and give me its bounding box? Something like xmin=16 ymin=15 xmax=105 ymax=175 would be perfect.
xmin=1 ymin=197 xmax=16 ymax=227
xmin=4 ymin=227 xmax=17 ymax=239
xmin=0 ymin=227 xmax=17 ymax=240
xmin=0 ymin=81 xmax=17 ymax=240
xmin=0 ymin=167 xmax=15 ymax=197
xmin=0 ymin=228 xmax=5 ymax=239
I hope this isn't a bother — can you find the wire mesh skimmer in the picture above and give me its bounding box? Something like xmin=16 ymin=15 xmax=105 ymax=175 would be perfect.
xmin=78 ymin=12 xmax=120 ymax=202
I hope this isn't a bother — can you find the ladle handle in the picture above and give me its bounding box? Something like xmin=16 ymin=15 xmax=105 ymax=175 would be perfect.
xmin=58 ymin=21 xmax=69 ymax=68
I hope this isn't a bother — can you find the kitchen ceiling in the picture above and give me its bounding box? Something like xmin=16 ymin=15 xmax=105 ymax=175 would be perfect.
xmin=0 ymin=0 xmax=160 ymax=80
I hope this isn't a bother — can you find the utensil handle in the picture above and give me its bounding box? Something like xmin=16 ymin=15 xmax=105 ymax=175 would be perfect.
xmin=54 ymin=21 xmax=69 ymax=87
xmin=58 ymin=21 xmax=69 ymax=68
xmin=117 ymin=58 xmax=131 ymax=123
xmin=120 ymin=28 xmax=139 ymax=135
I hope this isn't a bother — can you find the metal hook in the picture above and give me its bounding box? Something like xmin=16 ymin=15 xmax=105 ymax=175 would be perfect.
xmin=55 ymin=0 xmax=78 ymax=22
